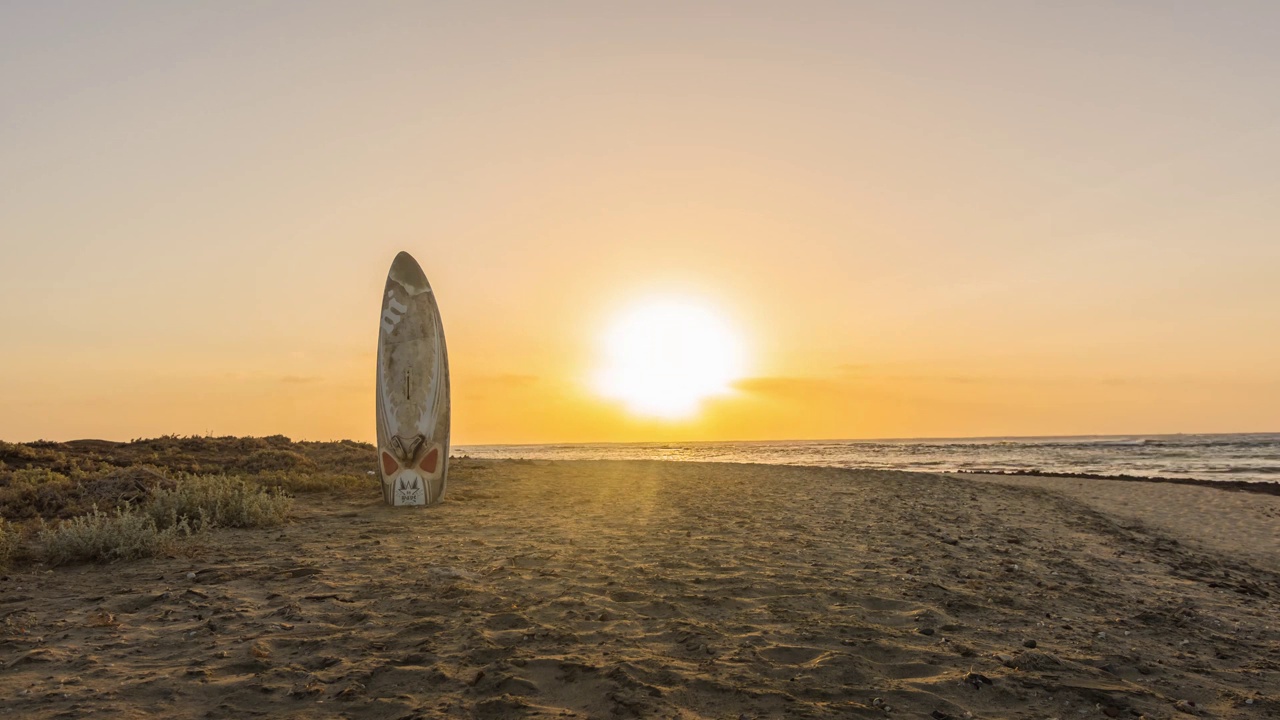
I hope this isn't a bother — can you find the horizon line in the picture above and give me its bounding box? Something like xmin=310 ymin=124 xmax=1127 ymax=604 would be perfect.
xmin=13 ymin=429 xmax=1277 ymax=447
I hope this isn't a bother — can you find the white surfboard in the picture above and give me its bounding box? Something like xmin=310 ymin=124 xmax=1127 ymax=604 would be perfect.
xmin=376 ymin=251 xmax=450 ymax=506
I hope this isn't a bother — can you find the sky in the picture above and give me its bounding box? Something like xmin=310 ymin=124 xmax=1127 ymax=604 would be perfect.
xmin=2 ymin=1 xmax=1279 ymax=444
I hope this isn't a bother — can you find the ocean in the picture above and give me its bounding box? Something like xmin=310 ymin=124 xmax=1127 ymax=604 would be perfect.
xmin=456 ymin=432 xmax=1280 ymax=484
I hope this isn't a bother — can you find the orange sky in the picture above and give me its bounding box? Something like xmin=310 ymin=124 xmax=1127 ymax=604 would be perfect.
xmin=2 ymin=3 xmax=1279 ymax=444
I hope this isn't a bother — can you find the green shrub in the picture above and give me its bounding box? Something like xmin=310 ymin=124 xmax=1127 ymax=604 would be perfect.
xmin=64 ymin=461 xmax=117 ymax=481
xmin=0 ymin=518 xmax=17 ymax=567
xmin=39 ymin=505 xmax=192 ymax=565
xmin=0 ymin=440 xmax=41 ymax=462
xmin=5 ymin=468 xmax=70 ymax=486
xmin=146 ymin=474 xmax=292 ymax=531
xmin=0 ymin=476 xmax=80 ymax=521
xmin=238 ymin=449 xmax=315 ymax=473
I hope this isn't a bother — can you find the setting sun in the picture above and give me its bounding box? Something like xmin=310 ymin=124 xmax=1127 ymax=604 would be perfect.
xmin=593 ymin=297 xmax=745 ymax=419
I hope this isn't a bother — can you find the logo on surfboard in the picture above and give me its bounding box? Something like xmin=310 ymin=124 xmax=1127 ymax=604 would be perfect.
xmin=381 ymin=290 xmax=408 ymax=333
xmin=395 ymin=475 xmax=424 ymax=505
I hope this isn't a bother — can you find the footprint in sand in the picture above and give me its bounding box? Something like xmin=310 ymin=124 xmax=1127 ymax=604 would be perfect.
xmin=757 ymin=645 xmax=827 ymax=664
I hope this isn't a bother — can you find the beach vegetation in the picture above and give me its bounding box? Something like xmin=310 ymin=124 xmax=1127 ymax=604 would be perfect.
xmin=39 ymin=475 xmax=291 ymax=565
xmin=0 ymin=440 xmax=47 ymax=463
xmin=0 ymin=435 xmax=380 ymax=565
xmin=0 ymin=518 xmax=17 ymax=568
xmin=238 ymin=448 xmax=316 ymax=472
xmin=38 ymin=504 xmax=193 ymax=564
xmin=146 ymin=474 xmax=292 ymax=531
xmin=0 ymin=435 xmax=376 ymax=522
xmin=0 ymin=471 xmax=78 ymax=520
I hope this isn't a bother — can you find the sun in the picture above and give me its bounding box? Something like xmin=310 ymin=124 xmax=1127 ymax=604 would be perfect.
xmin=593 ymin=296 xmax=745 ymax=419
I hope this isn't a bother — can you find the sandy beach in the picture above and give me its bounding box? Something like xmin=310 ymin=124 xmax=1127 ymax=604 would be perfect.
xmin=3 ymin=460 xmax=1278 ymax=719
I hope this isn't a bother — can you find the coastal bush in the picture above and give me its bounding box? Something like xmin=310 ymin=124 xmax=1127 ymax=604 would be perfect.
xmin=39 ymin=505 xmax=192 ymax=565
xmin=0 ymin=436 xmax=377 ymax=496
xmin=292 ymin=439 xmax=379 ymax=474
xmin=0 ymin=473 xmax=79 ymax=520
xmin=146 ymin=474 xmax=292 ymax=531
xmin=238 ymin=449 xmax=316 ymax=473
xmin=0 ymin=440 xmax=42 ymax=463
xmin=0 ymin=518 xmax=17 ymax=567
xmin=35 ymin=475 xmax=290 ymax=565
xmin=80 ymin=467 xmax=174 ymax=507
xmin=5 ymin=468 xmax=70 ymax=486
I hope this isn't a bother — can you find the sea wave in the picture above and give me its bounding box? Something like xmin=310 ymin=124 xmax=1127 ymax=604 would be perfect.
xmin=456 ymin=433 xmax=1280 ymax=485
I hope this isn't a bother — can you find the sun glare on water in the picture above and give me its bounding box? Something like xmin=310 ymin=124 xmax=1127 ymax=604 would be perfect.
xmin=594 ymin=297 xmax=745 ymax=419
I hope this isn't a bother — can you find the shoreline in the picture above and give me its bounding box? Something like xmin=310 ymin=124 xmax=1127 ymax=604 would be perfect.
xmin=487 ymin=456 xmax=1280 ymax=495
xmin=948 ymin=468 xmax=1280 ymax=496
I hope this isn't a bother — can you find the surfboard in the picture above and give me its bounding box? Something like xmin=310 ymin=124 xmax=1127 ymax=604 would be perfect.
xmin=375 ymin=251 xmax=450 ymax=506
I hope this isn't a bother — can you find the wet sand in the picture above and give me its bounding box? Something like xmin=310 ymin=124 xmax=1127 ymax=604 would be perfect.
xmin=3 ymin=460 xmax=1278 ymax=718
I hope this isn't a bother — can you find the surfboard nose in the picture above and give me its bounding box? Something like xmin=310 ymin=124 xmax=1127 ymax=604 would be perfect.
xmin=389 ymin=251 xmax=430 ymax=294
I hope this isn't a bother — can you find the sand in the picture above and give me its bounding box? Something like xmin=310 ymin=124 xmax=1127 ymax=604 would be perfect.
xmin=957 ymin=473 xmax=1280 ymax=574
xmin=2 ymin=460 xmax=1278 ymax=719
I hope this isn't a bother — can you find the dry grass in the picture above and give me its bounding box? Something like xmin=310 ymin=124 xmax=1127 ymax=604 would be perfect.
xmin=38 ymin=505 xmax=192 ymax=565
xmin=146 ymin=474 xmax=292 ymax=531
xmin=38 ymin=475 xmax=292 ymax=565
